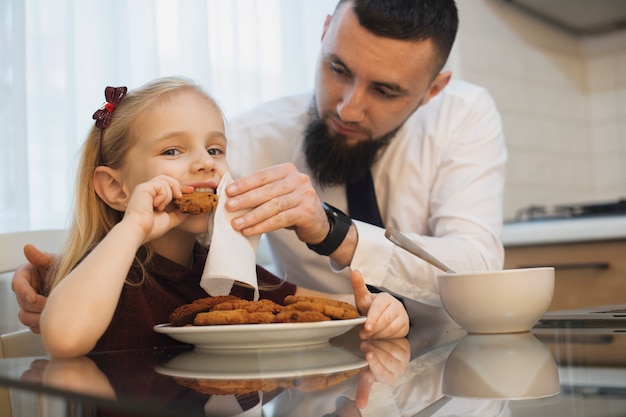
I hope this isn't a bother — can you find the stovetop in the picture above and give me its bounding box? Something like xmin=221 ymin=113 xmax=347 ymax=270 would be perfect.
xmin=511 ymin=198 xmax=626 ymax=223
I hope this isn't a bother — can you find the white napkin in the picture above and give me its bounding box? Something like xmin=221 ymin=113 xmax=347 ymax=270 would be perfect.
xmin=201 ymin=172 xmax=260 ymax=300
xmin=203 ymin=393 xmax=263 ymax=417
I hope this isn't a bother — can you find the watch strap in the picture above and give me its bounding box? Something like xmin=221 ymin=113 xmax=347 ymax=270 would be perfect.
xmin=307 ymin=203 xmax=352 ymax=256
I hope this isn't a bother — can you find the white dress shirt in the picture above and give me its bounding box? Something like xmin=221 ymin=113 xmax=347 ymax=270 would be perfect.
xmin=226 ymin=79 xmax=507 ymax=309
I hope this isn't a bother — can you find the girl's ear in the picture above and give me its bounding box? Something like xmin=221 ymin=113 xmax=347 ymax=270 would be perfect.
xmin=93 ymin=166 xmax=129 ymax=211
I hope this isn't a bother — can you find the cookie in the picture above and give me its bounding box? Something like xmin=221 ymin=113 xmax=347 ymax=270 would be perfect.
xmin=283 ymin=295 xmax=359 ymax=319
xmin=174 ymin=377 xmax=266 ymax=395
xmin=296 ymin=369 xmax=361 ymax=392
xmin=275 ymin=310 xmax=331 ymax=323
xmin=169 ymin=295 xmax=238 ymax=326
xmin=212 ymin=298 xmax=284 ymax=314
xmin=285 ymin=301 xmax=360 ymax=320
xmin=284 ymin=295 xmax=357 ymax=311
xmin=174 ymin=190 xmax=219 ymax=214
xmin=194 ymin=309 xmax=277 ymax=325
xmin=174 ymin=368 xmax=360 ymax=395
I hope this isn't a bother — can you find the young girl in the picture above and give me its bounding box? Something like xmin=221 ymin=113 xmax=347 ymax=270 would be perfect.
xmin=40 ymin=76 xmax=409 ymax=358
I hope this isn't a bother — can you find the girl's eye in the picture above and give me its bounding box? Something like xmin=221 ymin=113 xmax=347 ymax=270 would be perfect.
xmin=207 ymin=147 xmax=223 ymax=156
xmin=162 ymin=148 xmax=180 ymax=156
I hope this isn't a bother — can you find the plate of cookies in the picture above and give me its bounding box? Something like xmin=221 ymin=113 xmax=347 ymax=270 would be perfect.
xmin=154 ymin=295 xmax=367 ymax=351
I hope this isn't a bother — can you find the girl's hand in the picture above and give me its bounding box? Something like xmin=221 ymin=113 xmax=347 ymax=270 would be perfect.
xmin=351 ymin=270 xmax=410 ymax=339
xmin=123 ymin=175 xmax=190 ymax=243
xmin=354 ymin=338 xmax=410 ymax=408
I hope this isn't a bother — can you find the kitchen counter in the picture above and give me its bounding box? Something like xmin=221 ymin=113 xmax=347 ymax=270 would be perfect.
xmin=502 ymin=215 xmax=626 ymax=247
xmin=503 ymin=215 xmax=626 ymax=310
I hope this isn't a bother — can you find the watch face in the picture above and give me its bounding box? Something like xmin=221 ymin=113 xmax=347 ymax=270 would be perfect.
xmin=323 ymin=203 xmax=349 ymax=221
xmin=323 ymin=203 xmax=336 ymax=223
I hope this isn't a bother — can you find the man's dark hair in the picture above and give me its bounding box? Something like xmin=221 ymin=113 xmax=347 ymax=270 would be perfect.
xmin=334 ymin=0 xmax=458 ymax=73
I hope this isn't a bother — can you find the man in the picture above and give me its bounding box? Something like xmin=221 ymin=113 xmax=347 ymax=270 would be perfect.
xmin=13 ymin=0 xmax=506 ymax=329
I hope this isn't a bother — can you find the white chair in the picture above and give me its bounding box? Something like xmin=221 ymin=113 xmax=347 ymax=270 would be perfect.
xmin=0 ymin=229 xmax=67 ymax=416
xmin=0 ymin=229 xmax=67 ymax=276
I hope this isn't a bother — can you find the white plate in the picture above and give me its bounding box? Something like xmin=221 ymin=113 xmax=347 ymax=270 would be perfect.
xmin=155 ymin=343 xmax=367 ymax=379
xmin=153 ymin=317 xmax=366 ymax=351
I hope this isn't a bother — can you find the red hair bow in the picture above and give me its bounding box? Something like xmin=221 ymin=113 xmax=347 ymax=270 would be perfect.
xmin=92 ymin=86 xmax=128 ymax=129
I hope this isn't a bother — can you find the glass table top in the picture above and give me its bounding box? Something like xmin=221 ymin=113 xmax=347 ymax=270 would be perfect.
xmin=2 ymin=321 xmax=626 ymax=417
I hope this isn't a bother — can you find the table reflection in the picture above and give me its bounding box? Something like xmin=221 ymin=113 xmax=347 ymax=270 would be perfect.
xmin=10 ymin=337 xmax=414 ymax=416
xmin=7 ymin=323 xmax=626 ymax=417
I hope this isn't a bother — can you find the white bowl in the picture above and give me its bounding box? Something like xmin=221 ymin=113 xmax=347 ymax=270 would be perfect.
xmin=442 ymin=333 xmax=560 ymax=400
xmin=438 ymin=267 xmax=554 ymax=334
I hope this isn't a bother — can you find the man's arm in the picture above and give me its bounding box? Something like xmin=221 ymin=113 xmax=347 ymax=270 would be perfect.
xmin=11 ymin=244 xmax=53 ymax=333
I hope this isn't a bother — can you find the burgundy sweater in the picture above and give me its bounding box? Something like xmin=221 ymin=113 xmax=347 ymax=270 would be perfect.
xmin=92 ymin=242 xmax=296 ymax=352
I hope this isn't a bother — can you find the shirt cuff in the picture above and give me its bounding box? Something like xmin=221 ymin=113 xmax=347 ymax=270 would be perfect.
xmin=347 ymin=220 xmax=392 ymax=288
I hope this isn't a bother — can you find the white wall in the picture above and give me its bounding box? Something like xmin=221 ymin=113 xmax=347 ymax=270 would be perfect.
xmin=451 ymin=0 xmax=626 ymax=220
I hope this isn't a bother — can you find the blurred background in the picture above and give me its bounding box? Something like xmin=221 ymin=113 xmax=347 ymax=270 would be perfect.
xmin=1 ymin=0 xmax=625 ymax=233
xmin=453 ymin=0 xmax=626 ymax=222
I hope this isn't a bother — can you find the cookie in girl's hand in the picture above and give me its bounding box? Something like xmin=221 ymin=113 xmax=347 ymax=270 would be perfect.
xmin=174 ymin=189 xmax=219 ymax=214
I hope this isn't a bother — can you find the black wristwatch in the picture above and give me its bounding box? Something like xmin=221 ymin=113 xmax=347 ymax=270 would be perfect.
xmin=307 ymin=203 xmax=352 ymax=256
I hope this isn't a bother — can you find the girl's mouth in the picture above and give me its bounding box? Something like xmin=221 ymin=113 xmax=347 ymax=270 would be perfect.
xmin=189 ymin=180 xmax=218 ymax=193
xmin=194 ymin=187 xmax=216 ymax=193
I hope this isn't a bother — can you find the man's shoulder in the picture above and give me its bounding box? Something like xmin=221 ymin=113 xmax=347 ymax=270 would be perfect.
xmin=416 ymin=78 xmax=497 ymax=122
xmin=437 ymin=78 xmax=492 ymax=105
xmin=402 ymin=78 xmax=500 ymax=136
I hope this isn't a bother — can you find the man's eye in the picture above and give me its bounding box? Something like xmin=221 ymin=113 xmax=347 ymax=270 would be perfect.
xmin=376 ymin=89 xmax=399 ymax=100
xmin=329 ymin=62 xmax=346 ymax=75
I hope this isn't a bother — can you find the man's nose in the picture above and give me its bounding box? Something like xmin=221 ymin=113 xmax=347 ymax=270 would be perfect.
xmin=336 ymin=86 xmax=365 ymax=122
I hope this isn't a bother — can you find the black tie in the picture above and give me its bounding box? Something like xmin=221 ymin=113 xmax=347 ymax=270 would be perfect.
xmin=236 ymin=392 xmax=260 ymax=411
xmin=346 ymin=170 xmax=384 ymax=227
xmin=346 ymin=171 xmax=400 ymax=301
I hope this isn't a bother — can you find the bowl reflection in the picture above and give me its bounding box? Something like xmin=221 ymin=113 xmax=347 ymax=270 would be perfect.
xmin=442 ymin=333 xmax=560 ymax=400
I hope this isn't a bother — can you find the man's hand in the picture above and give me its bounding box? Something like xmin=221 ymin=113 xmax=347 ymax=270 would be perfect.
xmin=224 ymin=163 xmax=330 ymax=245
xmin=11 ymin=244 xmax=52 ymax=333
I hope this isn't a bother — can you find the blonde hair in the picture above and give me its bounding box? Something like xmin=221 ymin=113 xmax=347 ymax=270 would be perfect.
xmin=45 ymin=76 xmax=222 ymax=293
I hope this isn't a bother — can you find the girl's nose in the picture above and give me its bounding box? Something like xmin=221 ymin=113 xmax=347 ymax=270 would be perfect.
xmin=191 ymin=149 xmax=216 ymax=172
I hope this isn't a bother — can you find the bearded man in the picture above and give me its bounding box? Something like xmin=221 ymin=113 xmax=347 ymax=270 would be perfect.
xmin=224 ymin=0 xmax=507 ymax=317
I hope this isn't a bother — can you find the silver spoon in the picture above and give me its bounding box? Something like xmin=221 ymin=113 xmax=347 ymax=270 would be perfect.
xmin=413 ymin=396 xmax=452 ymax=417
xmin=385 ymin=227 xmax=456 ymax=273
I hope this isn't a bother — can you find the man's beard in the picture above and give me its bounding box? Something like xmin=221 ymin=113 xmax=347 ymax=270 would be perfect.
xmin=304 ymin=103 xmax=399 ymax=187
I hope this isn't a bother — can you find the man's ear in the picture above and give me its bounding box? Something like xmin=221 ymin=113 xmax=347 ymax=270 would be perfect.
xmin=321 ymin=14 xmax=332 ymax=41
xmin=422 ymin=71 xmax=452 ymax=106
xmin=93 ymin=166 xmax=128 ymax=211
